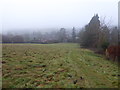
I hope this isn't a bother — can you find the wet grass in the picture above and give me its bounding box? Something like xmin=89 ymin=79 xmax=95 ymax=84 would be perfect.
xmin=2 ymin=43 xmax=119 ymax=88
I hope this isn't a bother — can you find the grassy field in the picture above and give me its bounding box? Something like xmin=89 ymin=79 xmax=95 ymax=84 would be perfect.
xmin=2 ymin=43 xmax=119 ymax=88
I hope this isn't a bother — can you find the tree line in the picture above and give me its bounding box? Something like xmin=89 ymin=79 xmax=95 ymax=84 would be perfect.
xmin=2 ymin=14 xmax=119 ymax=52
xmin=2 ymin=27 xmax=78 ymax=44
xmin=79 ymin=14 xmax=119 ymax=52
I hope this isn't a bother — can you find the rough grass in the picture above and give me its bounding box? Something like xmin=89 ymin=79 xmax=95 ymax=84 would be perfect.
xmin=2 ymin=43 xmax=119 ymax=88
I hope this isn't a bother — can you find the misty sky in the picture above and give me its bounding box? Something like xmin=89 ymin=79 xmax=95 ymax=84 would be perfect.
xmin=0 ymin=0 xmax=119 ymax=33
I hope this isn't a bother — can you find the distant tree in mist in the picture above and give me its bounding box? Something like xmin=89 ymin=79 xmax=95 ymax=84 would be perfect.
xmin=2 ymin=35 xmax=11 ymax=43
xmin=72 ymin=27 xmax=76 ymax=43
xmin=2 ymin=34 xmax=24 ymax=43
xmin=99 ymin=25 xmax=110 ymax=50
xmin=22 ymin=33 xmax=30 ymax=42
xmin=12 ymin=35 xmax=24 ymax=43
xmin=58 ymin=28 xmax=67 ymax=42
xmin=110 ymin=27 xmax=119 ymax=45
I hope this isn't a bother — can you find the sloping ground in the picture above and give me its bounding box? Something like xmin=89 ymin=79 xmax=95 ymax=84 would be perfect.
xmin=2 ymin=43 xmax=119 ymax=88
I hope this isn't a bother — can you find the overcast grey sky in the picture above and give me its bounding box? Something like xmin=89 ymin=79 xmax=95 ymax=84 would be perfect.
xmin=0 ymin=0 xmax=119 ymax=33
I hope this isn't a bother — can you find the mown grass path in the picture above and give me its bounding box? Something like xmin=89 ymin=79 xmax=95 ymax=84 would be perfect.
xmin=2 ymin=43 xmax=119 ymax=88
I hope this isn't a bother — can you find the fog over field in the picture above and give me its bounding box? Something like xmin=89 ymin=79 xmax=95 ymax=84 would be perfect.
xmin=1 ymin=0 xmax=120 ymax=88
xmin=0 ymin=0 xmax=119 ymax=34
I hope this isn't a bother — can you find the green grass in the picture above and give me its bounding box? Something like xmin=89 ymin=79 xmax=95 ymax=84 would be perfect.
xmin=2 ymin=43 xmax=119 ymax=88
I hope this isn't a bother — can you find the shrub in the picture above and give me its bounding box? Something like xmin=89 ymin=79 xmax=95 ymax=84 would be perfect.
xmin=101 ymin=42 xmax=109 ymax=51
